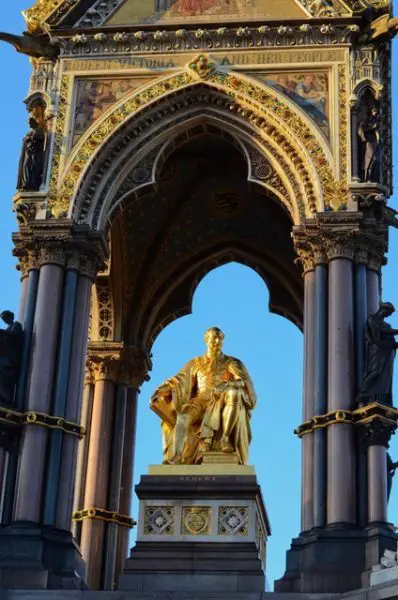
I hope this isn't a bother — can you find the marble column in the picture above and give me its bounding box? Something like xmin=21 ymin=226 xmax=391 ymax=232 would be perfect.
xmin=72 ymin=376 xmax=94 ymax=542
xmin=14 ymin=253 xmax=65 ymax=523
xmin=17 ymin=274 xmax=29 ymax=324
xmin=103 ymin=384 xmax=128 ymax=590
xmin=313 ymin=263 xmax=328 ymax=528
xmin=2 ymin=261 xmax=40 ymax=524
xmin=56 ymin=273 xmax=93 ymax=532
xmin=43 ymin=267 xmax=78 ymax=525
xmin=367 ymin=268 xmax=380 ymax=315
xmin=327 ymin=257 xmax=356 ymax=525
xmin=365 ymin=265 xmax=387 ymax=524
xmin=115 ymin=387 xmax=139 ymax=580
xmin=80 ymin=367 xmax=116 ymax=590
xmin=301 ymin=266 xmax=316 ymax=532
xmin=368 ymin=443 xmax=388 ymax=523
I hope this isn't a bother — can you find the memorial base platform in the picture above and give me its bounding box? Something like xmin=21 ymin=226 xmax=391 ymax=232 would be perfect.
xmin=119 ymin=457 xmax=270 ymax=593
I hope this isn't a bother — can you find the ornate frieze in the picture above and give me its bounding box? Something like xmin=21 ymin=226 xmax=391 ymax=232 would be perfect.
xmin=57 ymin=24 xmax=360 ymax=58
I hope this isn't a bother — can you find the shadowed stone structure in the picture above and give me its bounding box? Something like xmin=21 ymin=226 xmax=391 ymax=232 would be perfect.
xmin=0 ymin=0 xmax=398 ymax=597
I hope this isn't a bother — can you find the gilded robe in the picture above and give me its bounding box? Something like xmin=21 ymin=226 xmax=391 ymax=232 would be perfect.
xmin=151 ymin=353 xmax=256 ymax=465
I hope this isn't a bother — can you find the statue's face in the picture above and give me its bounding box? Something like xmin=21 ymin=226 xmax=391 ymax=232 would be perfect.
xmin=205 ymin=328 xmax=224 ymax=352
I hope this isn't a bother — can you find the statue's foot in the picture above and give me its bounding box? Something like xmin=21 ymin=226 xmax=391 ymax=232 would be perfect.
xmin=220 ymin=436 xmax=234 ymax=453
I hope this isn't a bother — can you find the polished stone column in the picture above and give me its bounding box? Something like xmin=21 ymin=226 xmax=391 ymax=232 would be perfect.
xmin=55 ymin=272 xmax=93 ymax=531
xmin=367 ymin=268 xmax=380 ymax=315
xmin=103 ymin=384 xmax=128 ymax=590
xmin=72 ymin=375 xmax=94 ymax=542
xmin=355 ymin=259 xmax=369 ymax=527
xmin=313 ymin=262 xmax=328 ymax=528
xmin=14 ymin=252 xmax=65 ymax=522
xmin=17 ymin=274 xmax=29 ymax=324
xmin=365 ymin=265 xmax=387 ymax=524
xmin=301 ymin=266 xmax=316 ymax=532
xmin=327 ymin=257 xmax=356 ymax=525
xmin=368 ymin=443 xmax=388 ymax=523
xmin=80 ymin=366 xmax=116 ymax=590
xmin=43 ymin=267 xmax=79 ymax=525
xmin=115 ymin=386 xmax=139 ymax=580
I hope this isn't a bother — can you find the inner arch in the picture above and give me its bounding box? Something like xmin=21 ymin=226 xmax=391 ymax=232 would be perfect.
xmin=106 ymin=133 xmax=303 ymax=346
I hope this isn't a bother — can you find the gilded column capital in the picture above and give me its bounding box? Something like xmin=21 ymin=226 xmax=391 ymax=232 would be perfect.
xmin=87 ymin=343 xmax=152 ymax=389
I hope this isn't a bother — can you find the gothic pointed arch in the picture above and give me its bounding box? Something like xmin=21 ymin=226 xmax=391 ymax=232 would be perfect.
xmin=49 ymin=63 xmax=347 ymax=225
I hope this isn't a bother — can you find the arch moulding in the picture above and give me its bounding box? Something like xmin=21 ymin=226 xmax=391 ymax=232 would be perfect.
xmin=48 ymin=56 xmax=348 ymax=226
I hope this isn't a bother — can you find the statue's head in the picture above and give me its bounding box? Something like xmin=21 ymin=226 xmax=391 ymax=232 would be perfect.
xmin=204 ymin=327 xmax=225 ymax=352
xmin=0 ymin=310 xmax=14 ymax=326
xmin=379 ymin=302 xmax=395 ymax=318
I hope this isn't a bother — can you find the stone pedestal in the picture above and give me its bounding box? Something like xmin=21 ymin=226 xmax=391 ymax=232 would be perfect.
xmin=0 ymin=522 xmax=86 ymax=590
xmin=275 ymin=523 xmax=397 ymax=594
xmin=119 ymin=458 xmax=270 ymax=594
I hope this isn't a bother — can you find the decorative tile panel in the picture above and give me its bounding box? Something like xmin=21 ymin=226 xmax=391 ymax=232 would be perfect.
xmin=144 ymin=506 xmax=175 ymax=536
xmin=218 ymin=506 xmax=249 ymax=536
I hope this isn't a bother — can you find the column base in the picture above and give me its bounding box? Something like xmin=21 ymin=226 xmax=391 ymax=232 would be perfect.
xmin=275 ymin=523 xmax=397 ymax=593
xmin=0 ymin=521 xmax=86 ymax=590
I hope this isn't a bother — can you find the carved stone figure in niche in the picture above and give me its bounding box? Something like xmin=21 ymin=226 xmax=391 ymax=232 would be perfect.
xmin=17 ymin=117 xmax=46 ymax=192
xmin=357 ymin=303 xmax=398 ymax=407
xmin=0 ymin=311 xmax=23 ymax=405
xmin=358 ymin=107 xmax=381 ymax=183
xmin=150 ymin=327 xmax=257 ymax=465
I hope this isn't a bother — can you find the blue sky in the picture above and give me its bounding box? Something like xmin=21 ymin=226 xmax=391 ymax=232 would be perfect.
xmin=0 ymin=1 xmax=397 ymax=590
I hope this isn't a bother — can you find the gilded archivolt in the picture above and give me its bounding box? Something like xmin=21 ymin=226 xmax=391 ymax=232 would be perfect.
xmin=49 ymin=64 xmax=347 ymax=220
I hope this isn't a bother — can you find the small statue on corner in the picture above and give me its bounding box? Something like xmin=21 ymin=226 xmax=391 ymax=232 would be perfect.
xmin=17 ymin=116 xmax=46 ymax=192
xmin=358 ymin=107 xmax=381 ymax=183
xmin=357 ymin=303 xmax=398 ymax=407
xmin=0 ymin=311 xmax=23 ymax=405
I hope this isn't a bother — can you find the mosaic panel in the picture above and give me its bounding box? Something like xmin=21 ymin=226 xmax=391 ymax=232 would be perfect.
xmin=255 ymin=71 xmax=330 ymax=139
xmin=72 ymin=77 xmax=153 ymax=146
xmin=107 ymin=0 xmax=307 ymax=25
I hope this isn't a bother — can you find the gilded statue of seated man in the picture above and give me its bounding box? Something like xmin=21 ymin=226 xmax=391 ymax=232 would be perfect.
xmin=150 ymin=327 xmax=257 ymax=465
